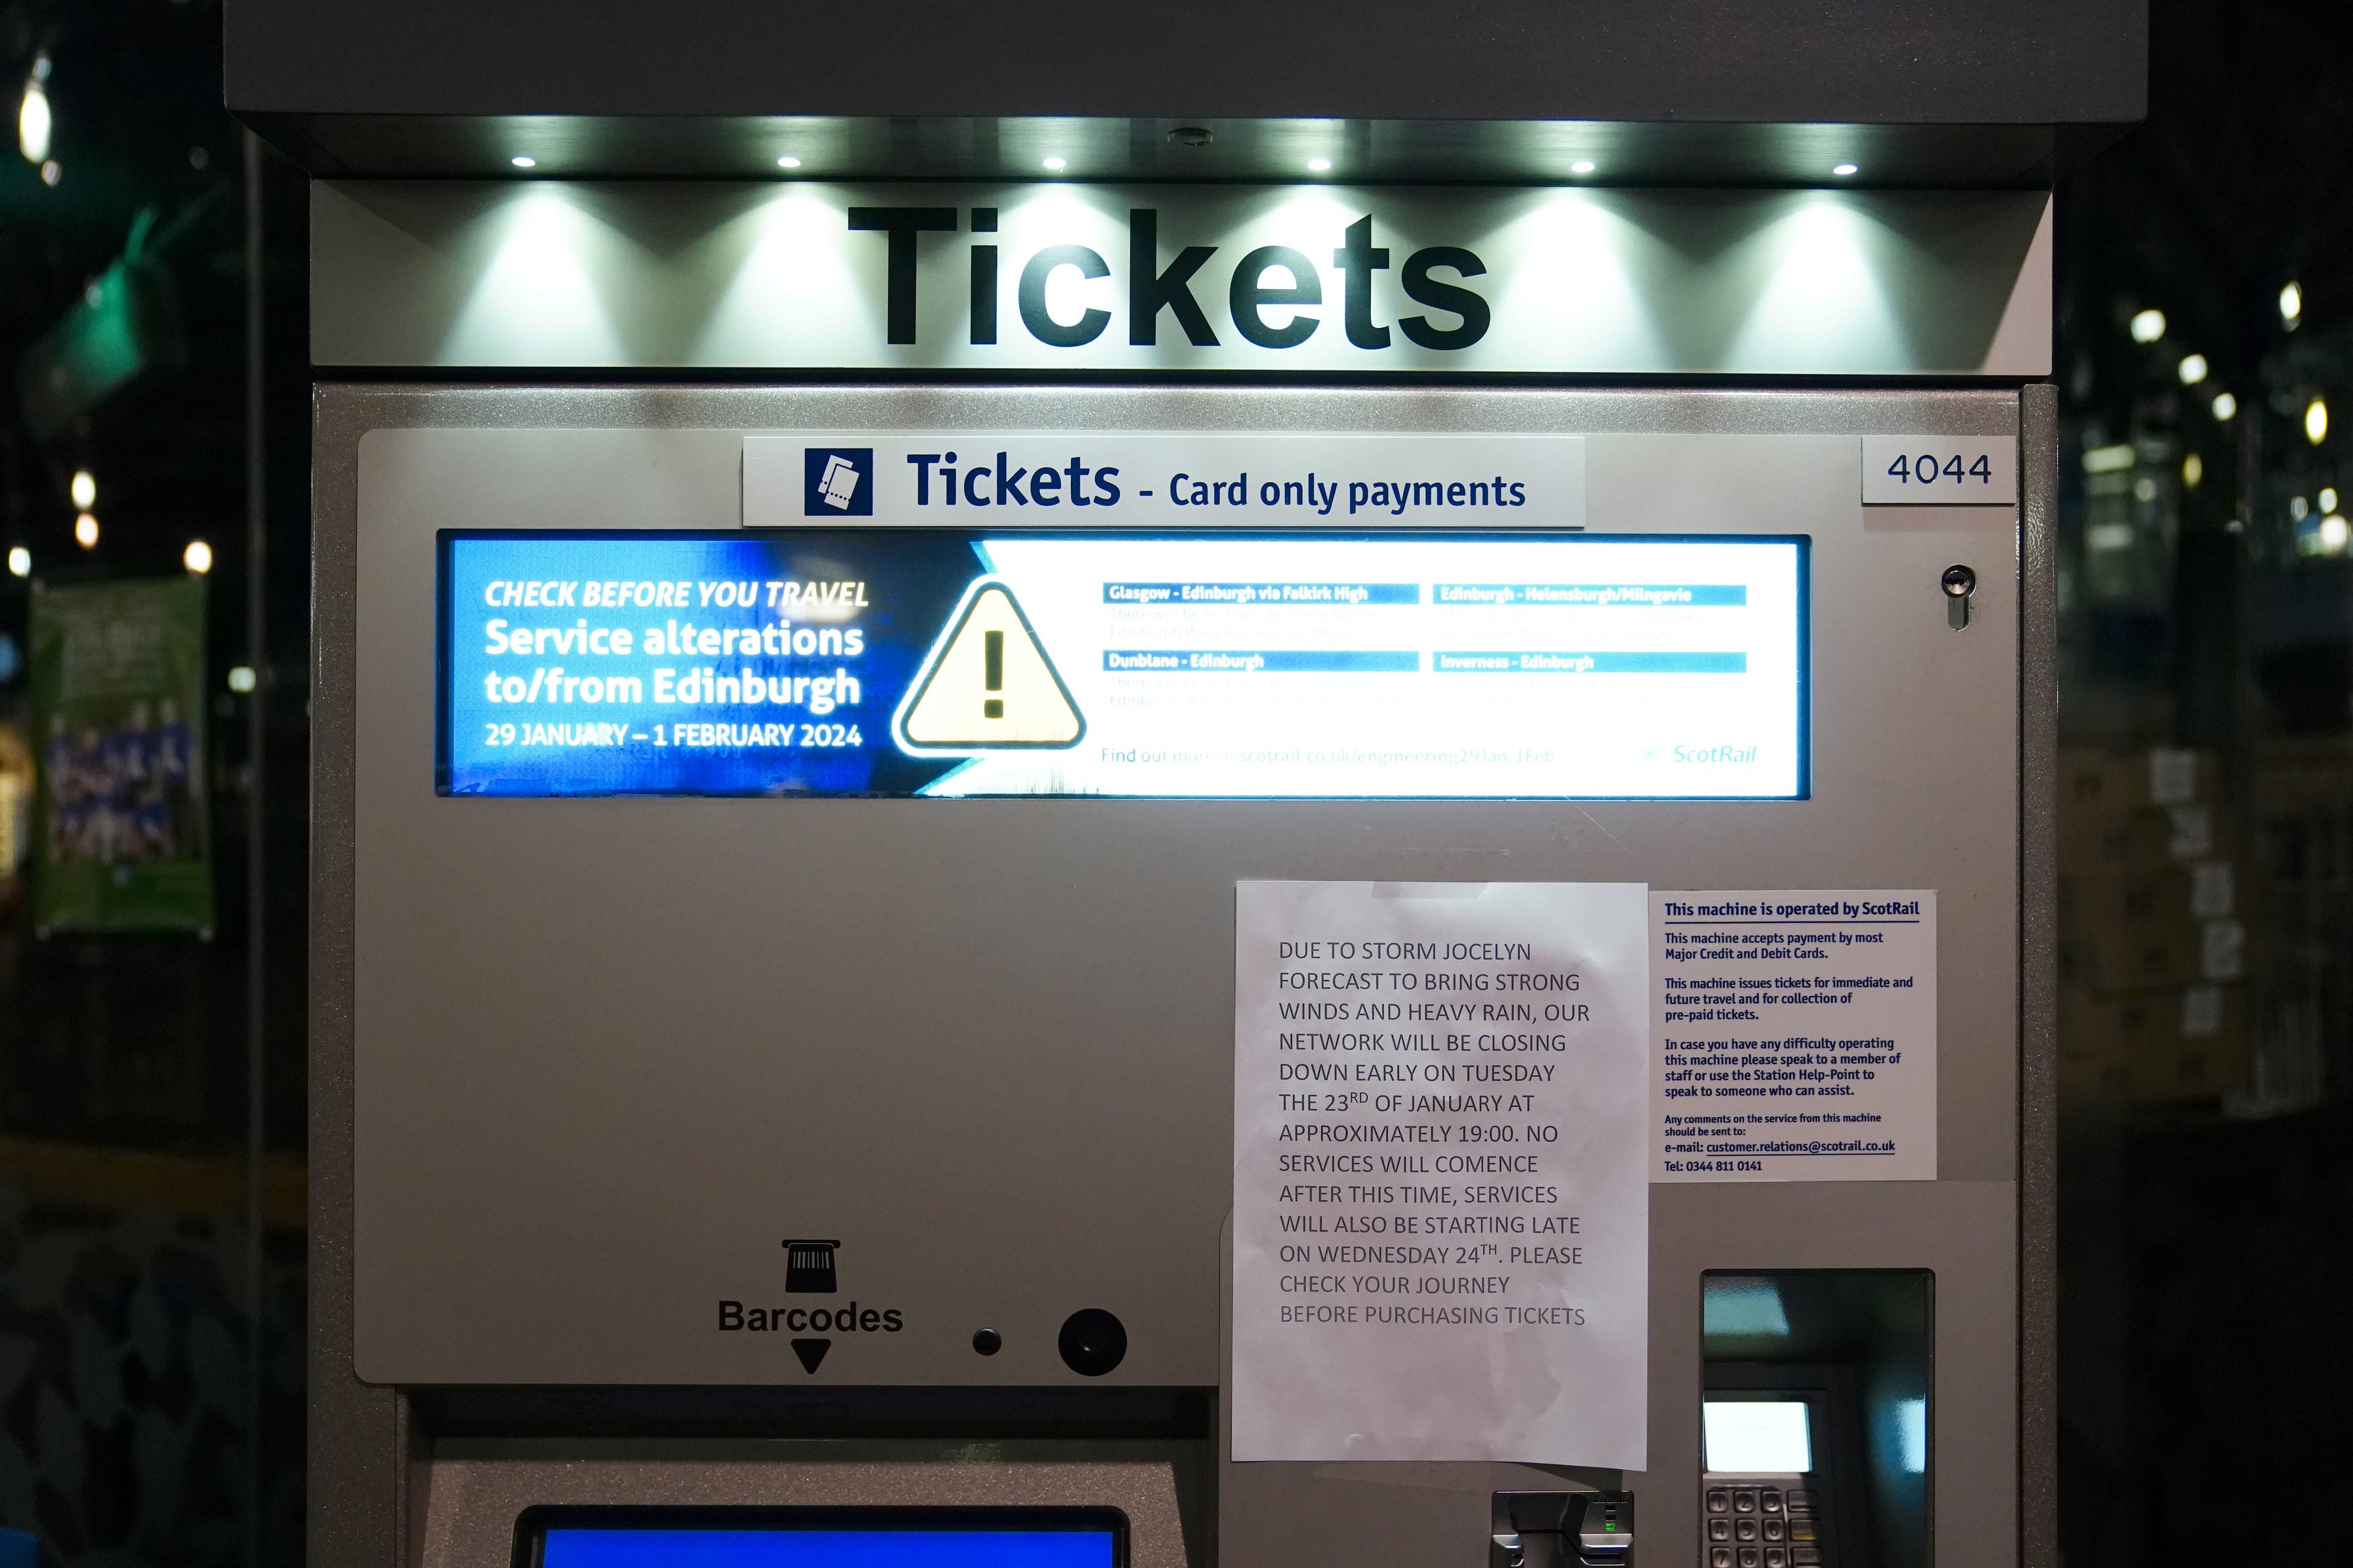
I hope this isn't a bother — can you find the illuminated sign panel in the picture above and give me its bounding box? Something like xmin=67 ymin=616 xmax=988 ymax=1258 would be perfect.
xmin=315 ymin=181 xmax=2052 ymax=376
xmin=439 ymin=532 xmax=1806 ymax=799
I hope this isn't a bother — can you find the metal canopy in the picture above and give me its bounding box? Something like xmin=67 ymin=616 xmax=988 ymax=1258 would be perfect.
xmin=225 ymin=0 xmax=2145 ymax=183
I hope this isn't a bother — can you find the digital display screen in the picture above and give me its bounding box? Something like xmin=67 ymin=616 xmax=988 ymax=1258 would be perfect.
xmin=1703 ymin=1399 xmax=1814 ymax=1474
xmin=518 ymin=1510 xmax=1123 ymax=1568
xmin=439 ymin=531 xmax=1806 ymax=799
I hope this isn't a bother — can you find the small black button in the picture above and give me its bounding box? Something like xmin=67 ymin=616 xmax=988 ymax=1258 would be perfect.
xmin=971 ymin=1327 xmax=1002 ymax=1356
xmin=1734 ymin=1491 xmax=1758 ymax=1514
xmin=1736 ymin=1520 xmax=1757 ymax=1543
xmin=1708 ymin=1491 xmax=1731 ymax=1514
xmin=1057 ymin=1308 xmax=1127 ymax=1376
xmin=1710 ymin=1520 xmax=1731 ymax=1542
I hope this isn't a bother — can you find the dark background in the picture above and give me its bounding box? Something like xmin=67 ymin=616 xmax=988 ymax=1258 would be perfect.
xmin=0 ymin=0 xmax=2342 ymax=1564
xmin=2051 ymin=3 xmax=2353 ymax=1559
xmin=0 ymin=3 xmax=308 ymax=1565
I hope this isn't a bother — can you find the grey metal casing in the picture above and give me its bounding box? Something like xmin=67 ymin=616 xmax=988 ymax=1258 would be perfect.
xmin=312 ymin=384 xmax=2055 ymax=1568
xmin=225 ymin=0 xmax=2145 ymax=187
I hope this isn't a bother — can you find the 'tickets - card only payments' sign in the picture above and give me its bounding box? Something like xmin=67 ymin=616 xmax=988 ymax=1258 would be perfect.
xmin=438 ymin=531 xmax=1805 ymax=798
xmin=743 ymin=433 xmax=1586 ymax=528
xmin=1231 ymin=881 xmax=1650 ymax=1465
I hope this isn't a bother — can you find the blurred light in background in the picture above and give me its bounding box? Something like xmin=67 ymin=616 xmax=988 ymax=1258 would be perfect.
xmin=182 ymin=538 xmax=212 ymax=573
xmin=73 ymin=511 xmax=97 ymax=548
xmin=2182 ymin=453 xmax=2204 ymax=489
xmin=2307 ymin=397 xmax=2329 ymax=445
xmin=2130 ymin=308 xmax=2167 ymax=343
xmin=2178 ymin=353 xmax=2208 ymax=384
xmin=227 ymin=665 xmax=257 ymax=694
xmin=69 ymin=469 xmax=95 ymax=509
xmin=2280 ymin=280 xmax=2303 ymax=327
xmin=5 ymin=547 xmax=27 ymax=578
xmin=2211 ymin=390 xmax=2237 ymax=421
xmin=17 ymin=54 xmax=50 ymax=164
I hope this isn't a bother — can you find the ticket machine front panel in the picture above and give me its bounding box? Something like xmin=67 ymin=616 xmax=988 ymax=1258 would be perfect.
xmin=314 ymin=381 xmax=2046 ymax=1568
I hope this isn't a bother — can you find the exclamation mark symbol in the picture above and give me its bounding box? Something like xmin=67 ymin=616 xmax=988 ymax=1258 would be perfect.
xmin=984 ymin=630 xmax=1004 ymax=719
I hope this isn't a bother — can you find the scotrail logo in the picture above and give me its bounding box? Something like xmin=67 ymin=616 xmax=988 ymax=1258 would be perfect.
xmin=805 ymin=448 xmax=874 ymax=515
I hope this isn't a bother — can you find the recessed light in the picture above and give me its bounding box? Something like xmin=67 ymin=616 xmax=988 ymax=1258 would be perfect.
xmin=510 ymin=155 xmax=537 ymax=168
xmin=1042 ymin=156 xmax=1067 ymax=171
xmin=1570 ymin=159 xmax=1597 ymax=174
xmin=776 ymin=155 xmax=802 ymax=169
xmin=1831 ymin=163 xmax=1858 ymax=177
xmin=1307 ymin=157 xmax=1332 ymax=172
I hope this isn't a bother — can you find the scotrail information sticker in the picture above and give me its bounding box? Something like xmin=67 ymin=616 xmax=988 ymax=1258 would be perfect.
xmin=437 ymin=530 xmax=1806 ymax=798
xmin=1651 ymin=890 xmax=1938 ymax=1181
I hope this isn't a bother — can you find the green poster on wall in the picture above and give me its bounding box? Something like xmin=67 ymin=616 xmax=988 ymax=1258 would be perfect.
xmin=28 ymin=576 xmax=212 ymax=936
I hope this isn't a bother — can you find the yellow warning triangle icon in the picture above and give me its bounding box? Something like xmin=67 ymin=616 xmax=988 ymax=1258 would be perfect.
xmin=895 ymin=579 xmax=1085 ymax=751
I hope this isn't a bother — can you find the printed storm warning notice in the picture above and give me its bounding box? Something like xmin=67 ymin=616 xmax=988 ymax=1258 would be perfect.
xmin=1232 ymin=880 xmax=1650 ymax=1467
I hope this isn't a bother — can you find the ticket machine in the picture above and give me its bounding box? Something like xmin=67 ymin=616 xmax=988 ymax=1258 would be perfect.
xmin=229 ymin=5 xmax=2139 ymax=1567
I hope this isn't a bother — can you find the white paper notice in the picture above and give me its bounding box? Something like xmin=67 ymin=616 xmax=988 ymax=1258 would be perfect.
xmin=1653 ymin=891 xmax=1937 ymax=1182
xmin=1232 ymin=881 xmax=1650 ymax=1466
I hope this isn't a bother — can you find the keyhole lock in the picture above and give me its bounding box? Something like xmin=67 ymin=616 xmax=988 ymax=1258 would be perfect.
xmin=1941 ymin=563 xmax=1977 ymax=630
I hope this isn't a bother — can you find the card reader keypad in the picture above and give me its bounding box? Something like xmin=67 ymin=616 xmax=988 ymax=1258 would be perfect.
xmin=1703 ymin=1485 xmax=1821 ymax=1568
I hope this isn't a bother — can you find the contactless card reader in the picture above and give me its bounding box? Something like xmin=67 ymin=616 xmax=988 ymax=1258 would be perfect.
xmin=1494 ymin=1491 xmax=1636 ymax=1568
xmin=1581 ymin=1492 xmax=1636 ymax=1565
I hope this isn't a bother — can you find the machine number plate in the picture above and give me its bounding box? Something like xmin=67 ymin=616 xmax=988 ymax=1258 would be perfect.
xmin=1860 ymin=436 xmax=2016 ymax=505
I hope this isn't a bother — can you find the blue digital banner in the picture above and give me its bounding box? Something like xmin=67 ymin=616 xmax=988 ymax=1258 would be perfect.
xmin=540 ymin=1529 xmax=1117 ymax=1568
xmin=440 ymin=532 xmax=979 ymax=796
xmin=440 ymin=530 xmax=1807 ymax=799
